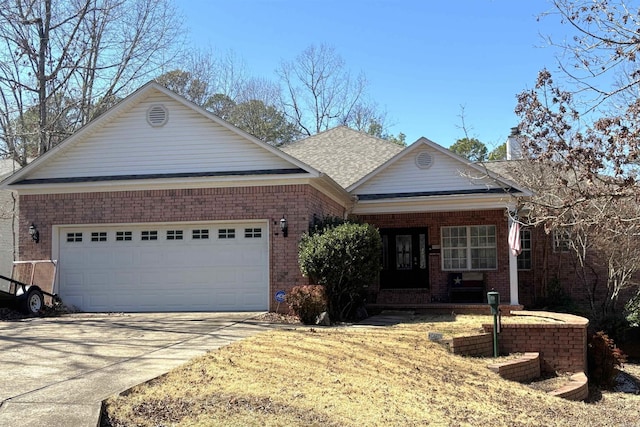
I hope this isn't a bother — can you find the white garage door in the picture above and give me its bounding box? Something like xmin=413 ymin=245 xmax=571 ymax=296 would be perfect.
xmin=56 ymin=222 xmax=269 ymax=312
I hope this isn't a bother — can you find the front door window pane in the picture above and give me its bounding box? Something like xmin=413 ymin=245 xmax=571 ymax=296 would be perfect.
xmin=396 ymin=235 xmax=412 ymax=270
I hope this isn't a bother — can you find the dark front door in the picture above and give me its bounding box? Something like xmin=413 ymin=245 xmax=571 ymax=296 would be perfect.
xmin=380 ymin=228 xmax=429 ymax=289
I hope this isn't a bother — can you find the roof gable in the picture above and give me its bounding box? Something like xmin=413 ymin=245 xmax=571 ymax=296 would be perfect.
xmin=281 ymin=126 xmax=403 ymax=188
xmin=349 ymin=137 xmax=527 ymax=197
xmin=4 ymin=82 xmax=316 ymax=186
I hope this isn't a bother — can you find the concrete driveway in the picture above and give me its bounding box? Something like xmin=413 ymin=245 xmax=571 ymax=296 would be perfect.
xmin=0 ymin=312 xmax=277 ymax=427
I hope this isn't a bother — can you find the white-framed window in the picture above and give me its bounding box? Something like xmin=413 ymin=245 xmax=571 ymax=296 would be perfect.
xmin=141 ymin=230 xmax=158 ymax=241
xmin=90 ymin=232 xmax=107 ymax=242
xmin=218 ymin=228 xmax=236 ymax=239
xmin=66 ymin=232 xmax=82 ymax=243
xmin=192 ymin=229 xmax=209 ymax=240
xmin=517 ymin=229 xmax=532 ymax=270
xmin=553 ymin=229 xmax=571 ymax=253
xmin=166 ymin=230 xmax=183 ymax=240
xmin=244 ymin=228 xmax=262 ymax=238
xmin=441 ymin=225 xmax=497 ymax=270
xmin=116 ymin=231 xmax=132 ymax=241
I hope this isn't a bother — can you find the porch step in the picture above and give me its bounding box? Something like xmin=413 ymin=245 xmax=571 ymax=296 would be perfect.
xmin=366 ymin=303 xmax=524 ymax=316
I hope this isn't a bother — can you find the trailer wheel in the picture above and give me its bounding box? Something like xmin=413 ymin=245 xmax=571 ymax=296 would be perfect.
xmin=22 ymin=288 xmax=44 ymax=315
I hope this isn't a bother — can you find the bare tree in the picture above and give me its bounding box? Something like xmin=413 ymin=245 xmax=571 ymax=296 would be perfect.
xmin=542 ymin=0 xmax=640 ymax=111
xmin=154 ymin=49 xmax=297 ymax=145
xmin=507 ymin=69 xmax=640 ymax=317
xmin=0 ymin=0 xmax=183 ymax=164
xmin=278 ymin=44 xmax=373 ymax=136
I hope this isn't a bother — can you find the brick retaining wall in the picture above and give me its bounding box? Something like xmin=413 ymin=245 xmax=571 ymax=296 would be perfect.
xmin=487 ymin=353 xmax=540 ymax=382
xmin=483 ymin=311 xmax=589 ymax=373
xmin=443 ymin=333 xmax=494 ymax=357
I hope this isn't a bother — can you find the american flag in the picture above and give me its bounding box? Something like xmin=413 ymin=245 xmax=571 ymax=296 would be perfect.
xmin=508 ymin=221 xmax=522 ymax=257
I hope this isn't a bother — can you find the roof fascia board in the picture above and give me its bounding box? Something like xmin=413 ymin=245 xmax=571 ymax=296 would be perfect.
xmin=309 ymin=173 xmax=354 ymax=208
xmin=10 ymin=174 xmax=315 ymax=195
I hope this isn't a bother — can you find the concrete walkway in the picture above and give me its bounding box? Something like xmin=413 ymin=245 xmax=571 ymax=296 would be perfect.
xmin=0 ymin=312 xmax=279 ymax=427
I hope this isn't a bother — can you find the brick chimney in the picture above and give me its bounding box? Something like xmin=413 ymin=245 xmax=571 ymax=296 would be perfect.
xmin=506 ymin=127 xmax=522 ymax=160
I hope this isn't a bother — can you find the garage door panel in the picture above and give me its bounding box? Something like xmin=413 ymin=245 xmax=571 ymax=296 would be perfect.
xmin=242 ymin=292 xmax=265 ymax=306
xmin=86 ymin=272 xmax=110 ymax=289
xmin=88 ymin=293 xmax=112 ymax=312
xmin=113 ymin=249 xmax=136 ymax=268
xmin=138 ymin=249 xmax=167 ymax=267
xmin=58 ymin=222 xmax=269 ymax=312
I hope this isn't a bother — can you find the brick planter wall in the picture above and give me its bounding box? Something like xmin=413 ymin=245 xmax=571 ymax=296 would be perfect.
xmin=483 ymin=311 xmax=589 ymax=373
xmin=443 ymin=333 xmax=494 ymax=357
xmin=487 ymin=353 xmax=540 ymax=382
xmin=549 ymin=372 xmax=589 ymax=401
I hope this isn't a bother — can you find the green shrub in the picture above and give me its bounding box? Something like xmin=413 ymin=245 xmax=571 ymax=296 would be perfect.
xmin=286 ymin=285 xmax=327 ymax=325
xmin=624 ymin=290 xmax=640 ymax=327
xmin=587 ymin=331 xmax=626 ymax=388
xmin=298 ymin=222 xmax=381 ymax=321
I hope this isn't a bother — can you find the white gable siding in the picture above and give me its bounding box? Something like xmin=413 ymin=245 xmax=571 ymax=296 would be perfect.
xmin=27 ymin=91 xmax=295 ymax=180
xmin=354 ymin=148 xmax=500 ymax=195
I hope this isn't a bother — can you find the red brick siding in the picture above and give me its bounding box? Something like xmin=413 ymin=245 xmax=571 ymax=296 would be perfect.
xmin=358 ymin=210 xmax=510 ymax=304
xmin=18 ymin=184 xmax=345 ymax=311
xmin=517 ymin=226 xmax=627 ymax=312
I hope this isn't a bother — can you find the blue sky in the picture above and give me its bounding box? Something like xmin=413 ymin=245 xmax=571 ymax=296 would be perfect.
xmin=180 ymin=1 xmax=568 ymax=150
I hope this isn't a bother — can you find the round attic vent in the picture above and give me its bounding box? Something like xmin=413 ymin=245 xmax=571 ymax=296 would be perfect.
xmin=147 ymin=104 xmax=168 ymax=127
xmin=415 ymin=151 xmax=433 ymax=169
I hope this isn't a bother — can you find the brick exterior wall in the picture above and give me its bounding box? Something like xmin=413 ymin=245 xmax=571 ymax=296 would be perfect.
xmin=517 ymin=226 xmax=633 ymax=313
xmin=18 ymin=184 xmax=345 ymax=311
xmin=358 ymin=209 xmax=511 ymax=305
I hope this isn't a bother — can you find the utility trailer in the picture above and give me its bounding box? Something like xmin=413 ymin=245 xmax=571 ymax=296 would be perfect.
xmin=0 ymin=260 xmax=58 ymax=315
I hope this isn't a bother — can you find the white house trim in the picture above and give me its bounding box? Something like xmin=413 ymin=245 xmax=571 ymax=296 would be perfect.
xmin=351 ymin=194 xmax=517 ymax=215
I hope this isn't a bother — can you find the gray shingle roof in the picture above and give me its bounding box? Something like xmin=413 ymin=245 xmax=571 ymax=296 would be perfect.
xmin=280 ymin=126 xmax=404 ymax=188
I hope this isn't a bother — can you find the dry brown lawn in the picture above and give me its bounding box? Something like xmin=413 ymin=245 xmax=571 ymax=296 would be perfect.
xmin=102 ymin=314 xmax=640 ymax=427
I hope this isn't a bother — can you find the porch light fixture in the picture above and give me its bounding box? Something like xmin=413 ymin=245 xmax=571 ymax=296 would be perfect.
xmin=280 ymin=216 xmax=288 ymax=237
xmin=29 ymin=223 xmax=39 ymax=243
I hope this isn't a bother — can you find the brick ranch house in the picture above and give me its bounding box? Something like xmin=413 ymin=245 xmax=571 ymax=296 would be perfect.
xmin=1 ymin=82 xmax=537 ymax=313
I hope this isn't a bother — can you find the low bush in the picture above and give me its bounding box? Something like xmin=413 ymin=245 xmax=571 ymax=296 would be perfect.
xmin=298 ymin=222 xmax=381 ymax=321
xmin=587 ymin=331 xmax=626 ymax=388
xmin=286 ymin=285 xmax=327 ymax=325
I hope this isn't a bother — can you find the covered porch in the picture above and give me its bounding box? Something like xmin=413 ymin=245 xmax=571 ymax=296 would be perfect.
xmin=355 ymin=206 xmax=523 ymax=310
